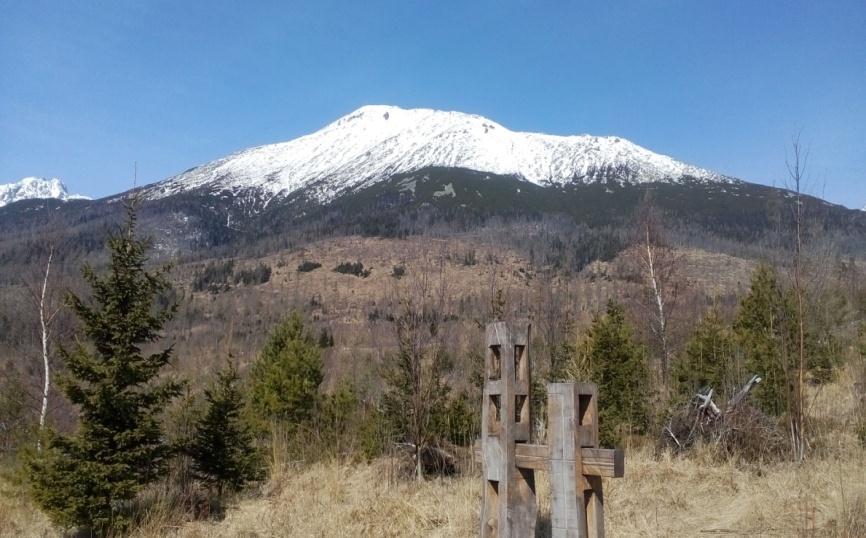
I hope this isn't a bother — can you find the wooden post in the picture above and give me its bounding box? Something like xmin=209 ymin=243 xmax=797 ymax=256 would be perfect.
xmin=548 ymin=383 xmax=586 ymax=537
xmin=480 ymin=321 xmax=536 ymax=538
xmin=548 ymin=382 xmax=602 ymax=537
xmin=576 ymin=384 xmax=604 ymax=538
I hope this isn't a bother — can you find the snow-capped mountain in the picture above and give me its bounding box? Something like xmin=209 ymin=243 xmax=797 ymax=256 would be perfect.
xmin=0 ymin=177 xmax=89 ymax=208
xmin=144 ymin=105 xmax=734 ymax=204
xmin=1 ymin=107 xmax=863 ymax=267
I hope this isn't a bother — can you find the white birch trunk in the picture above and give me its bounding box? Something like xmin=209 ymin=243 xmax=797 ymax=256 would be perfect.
xmin=37 ymin=247 xmax=54 ymax=451
xmin=644 ymin=226 xmax=670 ymax=383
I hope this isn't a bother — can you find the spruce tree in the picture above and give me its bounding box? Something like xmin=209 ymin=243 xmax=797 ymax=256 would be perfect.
xmin=583 ymin=300 xmax=649 ymax=446
xmin=671 ymin=310 xmax=736 ymax=404
xmin=27 ymin=203 xmax=183 ymax=534
xmin=733 ymin=265 xmax=795 ymax=416
xmin=249 ymin=313 xmax=323 ymax=430
xmin=190 ymin=360 xmax=263 ymax=497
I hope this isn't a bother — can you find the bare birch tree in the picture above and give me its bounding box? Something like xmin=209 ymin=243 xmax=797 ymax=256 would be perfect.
xmin=622 ymin=192 xmax=683 ymax=389
xmin=24 ymin=244 xmax=63 ymax=450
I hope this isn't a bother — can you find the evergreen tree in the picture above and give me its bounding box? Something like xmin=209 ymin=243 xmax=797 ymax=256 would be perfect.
xmin=190 ymin=360 xmax=263 ymax=497
xmin=671 ymin=311 xmax=737 ymax=404
xmin=583 ymin=301 xmax=649 ymax=446
xmin=806 ymin=287 xmax=847 ymax=384
xmin=249 ymin=313 xmax=323 ymax=431
xmin=27 ymin=204 xmax=183 ymax=534
xmin=733 ymin=265 xmax=795 ymax=416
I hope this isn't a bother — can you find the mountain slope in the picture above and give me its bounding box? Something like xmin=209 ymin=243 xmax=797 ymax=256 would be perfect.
xmin=1 ymin=107 xmax=864 ymax=276
xmin=0 ymin=177 xmax=89 ymax=208
xmin=144 ymin=105 xmax=733 ymax=204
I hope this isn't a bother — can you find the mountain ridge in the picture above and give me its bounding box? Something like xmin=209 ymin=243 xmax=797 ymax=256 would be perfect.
xmin=142 ymin=105 xmax=734 ymax=205
xmin=0 ymin=177 xmax=89 ymax=208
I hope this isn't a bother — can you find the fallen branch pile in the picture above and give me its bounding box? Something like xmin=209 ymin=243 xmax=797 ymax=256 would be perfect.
xmin=661 ymin=375 xmax=786 ymax=460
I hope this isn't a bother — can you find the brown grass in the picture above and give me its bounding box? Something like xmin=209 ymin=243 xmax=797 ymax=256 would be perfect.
xmin=120 ymin=446 xmax=866 ymax=538
xmin=0 ymin=477 xmax=52 ymax=537
xmin=3 ymin=447 xmax=865 ymax=537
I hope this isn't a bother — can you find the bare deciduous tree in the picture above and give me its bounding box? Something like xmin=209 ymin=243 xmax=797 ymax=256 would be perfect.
xmin=382 ymin=249 xmax=453 ymax=480
xmin=784 ymin=133 xmax=809 ymax=462
xmin=24 ymin=243 xmax=63 ymax=451
xmin=621 ymin=192 xmax=683 ymax=389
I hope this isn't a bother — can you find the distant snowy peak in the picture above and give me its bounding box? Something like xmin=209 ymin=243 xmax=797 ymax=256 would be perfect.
xmin=0 ymin=177 xmax=90 ymax=208
xmin=146 ymin=105 xmax=735 ymax=203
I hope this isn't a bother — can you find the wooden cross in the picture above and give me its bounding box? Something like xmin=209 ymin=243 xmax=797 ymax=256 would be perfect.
xmin=477 ymin=321 xmax=624 ymax=538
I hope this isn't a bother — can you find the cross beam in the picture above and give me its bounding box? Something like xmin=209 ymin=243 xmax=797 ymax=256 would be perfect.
xmin=474 ymin=443 xmax=624 ymax=476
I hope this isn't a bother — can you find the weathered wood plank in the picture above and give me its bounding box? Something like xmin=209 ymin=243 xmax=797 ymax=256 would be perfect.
xmin=481 ymin=321 xmax=536 ymax=538
xmin=585 ymin=475 xmax=605 ymax=538
xmin=576 ymin=383 xmax=599 ymax=448
xmin=581 ymin=448 xmax=624 ymax=479
xmin=474 ymin=442 xmax=548 ymax=471
xmin=548 ymin=382 xmax=588 ymax=538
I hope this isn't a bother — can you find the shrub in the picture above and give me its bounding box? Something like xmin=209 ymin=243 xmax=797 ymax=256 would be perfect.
xmin=391 ymin=265 xmax=406 ymax=279
xmin=462 ymin=250 xmax=477 ymax=266
xmin=436 ymin=391 xmax=478 ymax=447
xmin=318 ymin=382 xmax=385 ymax=460
xmin=192 ymin=259 xmax=234 ymax=292
xmin=297 ymin=261 xmax=322 ymax=273
xmin=317 ymin=327 xmax=334 ymax=348
xmin=334 ymin=261 xmax=371 ymax=278
xmin=233 ymin=263 xmax=271 ymax=286
xmin=0 ymin=371 xmax=31 ymax=455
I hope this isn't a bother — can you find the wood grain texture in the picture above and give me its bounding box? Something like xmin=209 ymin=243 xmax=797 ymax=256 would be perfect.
xmin=480 ymin=321 xmax=536 ymax=538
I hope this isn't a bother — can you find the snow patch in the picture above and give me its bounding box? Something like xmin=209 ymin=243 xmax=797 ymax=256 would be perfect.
xmin=398 ymin=177 xmax=417 ymax=194
xmin=433 ymin=183 xmax=456 ymax=198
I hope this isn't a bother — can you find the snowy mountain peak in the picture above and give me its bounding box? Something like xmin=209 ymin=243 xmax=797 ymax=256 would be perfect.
xmin=145 ymin=105 xmax=735 ymax=203
xmin=0 ymin=177 xmax=90 ymax=208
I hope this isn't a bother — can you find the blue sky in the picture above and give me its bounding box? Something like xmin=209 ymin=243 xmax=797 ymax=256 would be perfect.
xmin=1 ymin=1 xmax=864 ymax=207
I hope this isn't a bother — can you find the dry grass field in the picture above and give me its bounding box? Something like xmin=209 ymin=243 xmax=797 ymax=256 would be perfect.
xmin=3 ymin=367 xmax=864 ymax=538
xmin=6 ymin=449 xmax=863 ymax=537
